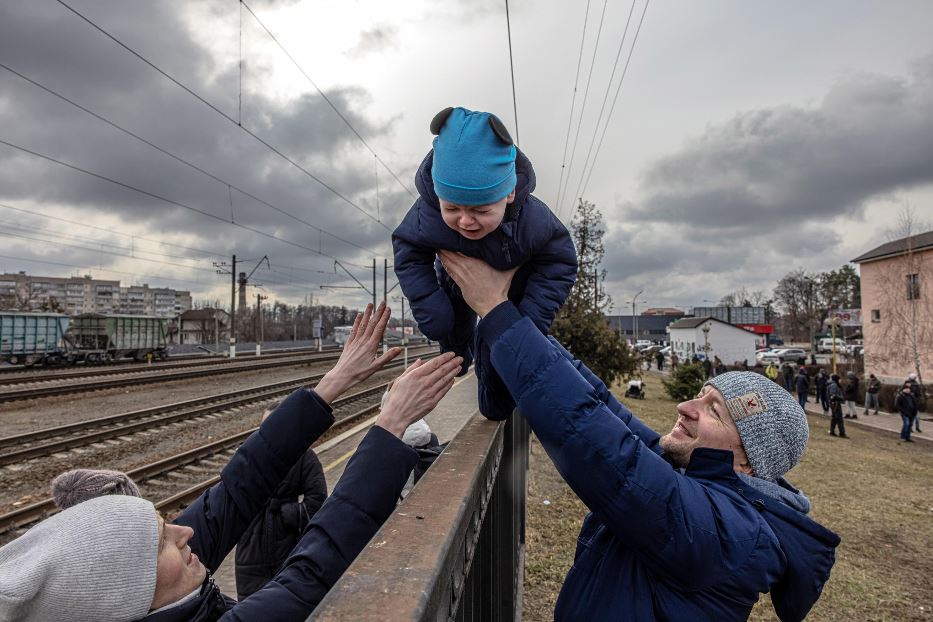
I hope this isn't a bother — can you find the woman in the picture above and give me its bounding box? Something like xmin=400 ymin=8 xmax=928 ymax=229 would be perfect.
xmin=0 ymin=303 xmax=463 ymax=621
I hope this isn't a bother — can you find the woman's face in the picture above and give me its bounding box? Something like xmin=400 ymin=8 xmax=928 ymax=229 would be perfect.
xmin=150 ymin=516 xmax=207 ymax=611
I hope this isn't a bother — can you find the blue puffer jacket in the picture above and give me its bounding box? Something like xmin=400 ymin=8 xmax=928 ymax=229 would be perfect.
xmin=393 ymin=148 xmax=576 ymax=420
xmin=479 ymin=303 xmax=841 ymax=622
xmin=393 ymin=148 xmax=576 ymax=338
xmin=144 ymin=388 xmax=417 ymax=621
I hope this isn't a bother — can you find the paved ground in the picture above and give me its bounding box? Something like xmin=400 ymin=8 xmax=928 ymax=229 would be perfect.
xmin=802 ymin=399 xmax=931 ymax=442
xmin=212 ymin=372 xmax=479 ymax=598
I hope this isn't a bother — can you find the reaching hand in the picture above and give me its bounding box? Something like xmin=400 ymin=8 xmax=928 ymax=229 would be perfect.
xmin=376 ymin=352 xmax=463 ymax=438
xmin=314 ymin=302 xmax=401 ymax=404
xmin=438 ymin=250 xmax=518 ymax=317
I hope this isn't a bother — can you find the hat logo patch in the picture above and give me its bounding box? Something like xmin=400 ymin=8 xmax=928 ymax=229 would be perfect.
xmin=728 ymin=391 xmax=767 ymax=421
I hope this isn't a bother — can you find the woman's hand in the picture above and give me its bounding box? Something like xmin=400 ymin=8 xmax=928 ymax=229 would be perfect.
xmin=314 ymin=302 xmax=401 ymax=404
xmin=376 ymin=352 xmax=463 ymax=438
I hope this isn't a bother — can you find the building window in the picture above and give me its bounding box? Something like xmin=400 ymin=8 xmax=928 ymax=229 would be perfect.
xmin=871 ymin=309 xmax=881 ymax=323
xmin=906 ymin=273 xmax=920 ymax=300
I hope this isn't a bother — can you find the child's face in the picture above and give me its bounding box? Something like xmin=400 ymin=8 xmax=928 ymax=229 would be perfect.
xmin=439 ymin=189 xmax=515 ymax=240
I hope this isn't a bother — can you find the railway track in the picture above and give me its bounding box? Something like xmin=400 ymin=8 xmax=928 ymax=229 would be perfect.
xmin=0 ymin=382 xmax=394 ymax=536
xmin=0 ymin=348 xmax=435 ymax=467
xmin=0 ymin=346 xmax=433 ymax=403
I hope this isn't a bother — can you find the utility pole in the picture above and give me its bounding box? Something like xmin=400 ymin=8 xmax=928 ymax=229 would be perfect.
xmin=631 ymin=290 xmax=644 ymax=346
xmin=256 ymin=293 xmax=268 ymax=353
xmin=214 ymin=255 xmax=238 ymax=358
xmin=372 ymin=258 xmax=377 ymax=311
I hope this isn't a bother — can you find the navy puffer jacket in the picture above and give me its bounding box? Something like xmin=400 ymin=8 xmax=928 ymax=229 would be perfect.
xmin=392 ymin=148 xmax=577 ymax=341
xmin=478 ymin=302 xmax=841 ymax=621
xmin=143 ymin=388 xmax=417 ymax=621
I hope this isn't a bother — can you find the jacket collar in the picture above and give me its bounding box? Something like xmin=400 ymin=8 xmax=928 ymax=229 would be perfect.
xmin=683 ymin=448 xmax=740 ymax=482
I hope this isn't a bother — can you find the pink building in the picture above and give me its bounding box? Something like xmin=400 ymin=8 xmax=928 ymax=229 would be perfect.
xmin=853 ymin=231 xmax=933 ymax=384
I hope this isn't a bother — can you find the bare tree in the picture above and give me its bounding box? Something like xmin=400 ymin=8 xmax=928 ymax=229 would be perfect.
xmin=866 ymin=205 xmax=931 ymax=394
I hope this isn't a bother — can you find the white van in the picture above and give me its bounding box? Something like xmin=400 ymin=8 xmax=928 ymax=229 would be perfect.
xmin=816 ymin=338 xmax=846 ymax=353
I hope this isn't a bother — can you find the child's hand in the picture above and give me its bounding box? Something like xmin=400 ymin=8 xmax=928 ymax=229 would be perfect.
xmin=439 ymin=251 xmax=518 ymax=316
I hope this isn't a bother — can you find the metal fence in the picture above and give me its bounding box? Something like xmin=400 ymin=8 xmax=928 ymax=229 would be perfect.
xmin=310 ymin=409 xmax=530 ymax=621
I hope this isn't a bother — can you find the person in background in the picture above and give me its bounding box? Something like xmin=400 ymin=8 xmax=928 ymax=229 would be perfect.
xmin=670 ymin=352 xmax=680 ymax=370
xmin=50 ymin=468 xmax=141 ymax=510
xmin=828 ymin=374 xmax=849 ymax=438
xmin=815 ymin=368 xmax=830 ymax=416
xmin=843 ymin=371 xmax=859 ymax=419
xmin=702 ymin=356 xmax=713 ymax=379
xmin=765 ymin=361 xmax=779 ymax=383
xmin=895 ymin=383 xmax=919 ymax=443
xmin=796 ymin=366 xmax=810 ymax=410
xmin=235 ymin=401 xmax=328 ymax=601
xmin=655 ymin=350 xmax=665 ymax=372
xmin=782 ymin=362 xmax=796 ymax=393
xmin=905 ymin=372 xmax=923 ymax=432
xmin=863 ymin=374 xmax=881 ymax=416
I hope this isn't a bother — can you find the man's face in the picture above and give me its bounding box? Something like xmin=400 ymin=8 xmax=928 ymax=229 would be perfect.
xmin=150 ymin=516 xmax=207 ymax=611
xmin=660 ymin=385 xmax=751 ymax=473
xmin=439 ymin=189 xmax=514 ymax=240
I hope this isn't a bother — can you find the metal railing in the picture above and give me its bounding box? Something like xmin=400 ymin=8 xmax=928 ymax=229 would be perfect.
xmin=311 ymin=409 xmax=529 ymax=621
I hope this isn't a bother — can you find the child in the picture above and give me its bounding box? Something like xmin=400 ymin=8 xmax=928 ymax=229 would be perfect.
xmin=393 ymin=106 xmax=577 ymax=421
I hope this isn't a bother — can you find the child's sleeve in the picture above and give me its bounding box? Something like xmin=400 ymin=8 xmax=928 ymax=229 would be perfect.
xmin=517 ymin=212 xmax=577 ymax=333
xmin=392 ymin=204 xmax=455 ymax=340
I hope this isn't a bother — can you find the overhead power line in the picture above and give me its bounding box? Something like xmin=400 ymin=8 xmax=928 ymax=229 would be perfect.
xmin=557 ymin=0 xmax=609 ymax=218
xmin=0 ymin=61 xmax=381 ymax=256
xmin=55 ymin=0 xmax=390 ymax=231
xmin=0 ymin=253 xmax=210 ymax=288
xmin=240 ymin=1 xmax=416 ymax=200
xmin=504 ymin=0 xmax=520 ymax=147
xmin=554 ymin=0 xmax=592 ymax=210
xmin=579 ymin=0 xmax=651 ymax=198
xmin=0 ymin=138 xmax=372 ymax=268
xmin=566 ymin=0 xmax=638 ymax=211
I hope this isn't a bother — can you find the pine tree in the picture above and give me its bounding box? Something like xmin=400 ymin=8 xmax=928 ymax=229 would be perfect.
xmin=662 ymin=364 xmax=706 ymax=401
xmin=551 ymin=199 xmax=636 ymax=386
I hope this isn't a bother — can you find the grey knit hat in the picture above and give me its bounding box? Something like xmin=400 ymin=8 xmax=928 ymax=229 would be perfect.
xmin=706 ymin=371 xmax=809 ymax=481
xmin=51 ymin=468 xmax=141 ymax=509
xmin=0 ymin=495 xmax=159 ymax=622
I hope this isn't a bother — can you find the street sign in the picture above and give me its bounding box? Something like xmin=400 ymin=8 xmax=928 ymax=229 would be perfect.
xmin=831 ymin=309 xmax=861 ymax=327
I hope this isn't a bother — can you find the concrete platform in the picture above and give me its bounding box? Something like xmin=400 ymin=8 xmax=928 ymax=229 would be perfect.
xmin=211 ymin=372 xmax=479 ymax=598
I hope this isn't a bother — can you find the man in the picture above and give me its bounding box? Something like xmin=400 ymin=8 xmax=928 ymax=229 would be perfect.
xmin=827 ymin=374 xmax=848 ymax=438
xmin=864 ymin=374 xmax=881 ymax=416
xmin=843 ymin=371 xmax=859 ymax=419
xmin=906 ymin=372 xmax=923 ymax=432
xmin=765 ymin=361 xmax=779 ymax=383
xmin=440 ymin=252 xmax=840 ymax=622
xmin=656 ymin=349 xmax=665 ymax=371
xmin=782 ymin=362 xmax=796 ymax=393
xmin=815 ymin=369 xmax=830 ymax=416
xmin=795 ymin=366 xmax=810 ymax=410
xmin=895 ymin=383 xmax=919 ymax=443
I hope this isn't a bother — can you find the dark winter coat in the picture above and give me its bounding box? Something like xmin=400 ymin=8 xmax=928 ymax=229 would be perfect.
xmin=815 ymin=373 xmax=828 ymax=391
xmin=478 ymin=302 xmax=840 ymax=622
xmin=144 ymin=388 xmax=417 ymax=621
xmin=392 ymin=148 xmax=576 ymax=342
xmin=867 ymin=377 xmax=882 ymax=394
xmin=782 ymin=365 xmax=795 ymax=387
xmin=235 ymin=449 xmax=328 ymax=600
xmin=895 ymin=392 xmax=919 ymax=418
xmin=796 ymin=371 xmax=810 ymax=395
xmin=843 ymin=376 xmax=859 ymax=401
xmin=828 ymin=381 xmax=845 ymax=404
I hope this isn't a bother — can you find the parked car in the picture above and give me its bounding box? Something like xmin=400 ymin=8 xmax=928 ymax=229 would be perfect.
xmin=816 ymin=338 xmax=846 ymax=354
xmin=759 ymin=348 xmax=807 ymax=364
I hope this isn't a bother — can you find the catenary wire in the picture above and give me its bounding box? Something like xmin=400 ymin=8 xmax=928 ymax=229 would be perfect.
xmin=55 ymin=0 xmax=390 ymax=231
xmin=0 ymin=61 xmax=381 ymax=256
xmin=579 ymin=0 xmax=650 ymax=198
xmin=554 ymin=0 xmax=592 ymax=210
xmin=566 ymin=0 xmax=637 ymax=210
xmin=504 ymin=0 xmax=520 ymax=147
xmin=557 ymin=0 xmax=609 ymax=219
xmin=240 ymin=0 xmax=416 ymax=200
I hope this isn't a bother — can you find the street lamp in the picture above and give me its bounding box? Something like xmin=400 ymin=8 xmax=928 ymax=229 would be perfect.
xmin=627 ymin=290 xmax=645 ymax=346
xmin=391 ymin=295 xmax=409 ymax=367
xmin=701 ymin=323 xmax=712 ymax=362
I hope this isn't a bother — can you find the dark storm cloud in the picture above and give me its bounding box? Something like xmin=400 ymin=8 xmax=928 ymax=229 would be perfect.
xmin=627 ymin=54 xmax=933 ymax=230
xmin=345 ymin=25 xmax=398 ymax=59
xmin=0 ymin=0 xmax=412 ymax=302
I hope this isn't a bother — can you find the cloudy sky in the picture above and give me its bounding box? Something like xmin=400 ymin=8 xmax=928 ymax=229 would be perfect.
xmin=1 ymin=0 xmax=931 ymax=315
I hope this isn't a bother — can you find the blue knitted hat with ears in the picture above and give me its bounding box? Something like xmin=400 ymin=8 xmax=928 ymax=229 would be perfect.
xmin=430 ymin=106 xmax=517 ymax=206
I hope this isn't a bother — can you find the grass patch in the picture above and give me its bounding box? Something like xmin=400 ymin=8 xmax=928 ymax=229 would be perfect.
xmin=523 ymin=372 xmax=933 ymax=621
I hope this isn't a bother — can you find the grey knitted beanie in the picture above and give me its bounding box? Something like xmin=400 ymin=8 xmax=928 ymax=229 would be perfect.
xmin=0 ymin=495 xmax=159 ymax=622
xmin=51 ymin=468 xmax=141 ymax=509
xmin=706 ymin=371 xmax=810 ymax=481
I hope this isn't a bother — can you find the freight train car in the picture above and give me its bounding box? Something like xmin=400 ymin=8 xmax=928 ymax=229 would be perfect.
xmin=68 ymin=313 xmax=168 ymax=363
xmin=0 ymin=312 xmax=71 ymax=366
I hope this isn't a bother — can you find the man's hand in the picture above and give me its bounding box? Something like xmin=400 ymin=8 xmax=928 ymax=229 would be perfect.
xmin=376 ymin=352 xmax=463 ymax=438
xmin=438 ymin=250 xmax=518 ymax=317
xmin=315 ymin=302 xmax=401 ymax=404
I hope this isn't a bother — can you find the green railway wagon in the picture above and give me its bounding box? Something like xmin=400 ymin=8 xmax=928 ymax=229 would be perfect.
xmin=0 ymin=312 xmax=71 ymax=366
xmin=69 ymin=314 xmax=168 ymax=362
